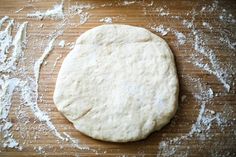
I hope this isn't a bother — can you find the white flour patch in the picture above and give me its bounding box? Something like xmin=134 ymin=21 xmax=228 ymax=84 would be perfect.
xmin=32 ymin=35 xmax=65 ymax=140
xmin=158 ymin=77 xmax=228 ymax=156
xmin=100 ymin=3 xmax=113 ymax=8
xmin=188 ymin=78 xmax=225 ymax=136
xmin=58 ymin=40 xmax=65 ymax=48
xmin=68 ymin=42 xmax=75 ymax=49
xmin=0 ymin=16 xmax=66 ymax=151
xmin=173 ymin=30 xmax=186 ymax=45
xmin=151 ymin=25 xmax=170 ymax=36
xmin=0 ymin=77 xmax=20 ymax=149
xmin=0 ymin=77 xmax=20 ymax=119
xmin=68 ymin=4 xmax=93 ymax=25
xmin=38 ymin=24 xmax=44 ymax=28
xmin=0 ymin=21 xmax=27 ymax=72
xmin=34 ymin=36 xmax=57 ymax=94
xmin=34 ymin=146 xmax=45 ymax=154
xmin=121 ymin=1 xmax=136 ymax=6
xmin=150 ymin=25 xmax=186 ymax=45
xmin=27 ymin=2 xmax=64 ymax=20
xmin=202 ymin=22 xmax=213 ymax=30
xmin=63 ymin=132 xmax=98 ymax=153
xmin=0 ymin=16 xmax=9 ymax=28
xmin=99 ymin=17 xmax=113 ymax=24
xmin=219 ymin=9 xmax=236 ymax=24
xmin=0 ymin=18 xmax=13 ymax=64
xmin=182 ymin=9 xmax=233 ymax=92
xmin=15 ymin=8 xmax=24 ymax=13
xmin=156 ymin=7 xmax=170 ymax=16
xmin=200 ymin=0 xmax=218 ymax=13
xmin=0 ymin=18 xmax=23 ymax=149
xmin=155 ymin=1 xmax=235 ymax=156
xmin=79 ymin=12 xmax=89 ymax=25
xmin=19 ymin=79 xmax=65 ymax=141
xmin=219 ymin=31 xmax=236 ymax=50
xmin=51 ymin=54 xmax=62 ymax=74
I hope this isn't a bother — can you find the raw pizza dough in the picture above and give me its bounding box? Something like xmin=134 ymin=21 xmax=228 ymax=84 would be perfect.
xmin=53 ymin=24 xmax=179 ymax=142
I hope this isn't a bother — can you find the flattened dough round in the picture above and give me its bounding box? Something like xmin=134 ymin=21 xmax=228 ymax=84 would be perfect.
xmin=53 ymin=24 xmax=179 ymax=142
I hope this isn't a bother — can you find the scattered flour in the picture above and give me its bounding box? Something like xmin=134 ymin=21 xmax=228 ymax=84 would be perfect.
xmin=34 ymin=146 xmax=45 ymax=154
xmin=68 ymin=42 xmax=75 ymax=49
xmin=219 ymin=9 xmax=236 ymax=24
xmin=219 ymin=30 xmax=236 ymax=50
xmin=27 ymin=2 xmax=64 ymax=20
xmin=0 ymin=20 xmax=28 ymax=73
xmin=19 ymin=79 xmax=65 ymax=141
xmin=38 ymin=24 xmax=44 ymax=28
xmin=156 ymin=7 xmax=170 ymax=16
xmin=99 ymin=17 xmax=113 ymax=24
xmin=63 ymin=132 xmax=98 ymax=153
xmin=151 ymin=25 xmax=170 ymax=36
xmin=150 ymin=25 xmax=186 ymax=45
xmin=68 ymin=4 xmax=93 ymax=25
xmin=58 ymin=40 xmax=65 ymax=48
xmin=15 ymin=8 xmax=24 ymax=13
xmin=155 ymin=1 xmax=235 ymax=156
xmin=0 ymin=16 xmax=65 ymax=150
xmin=0 ymin=17 xmax=23 ymax=149
xmin=0 ymin=77 xmax=19 ymax=119
xmin=53 ymin=55 xmax=62 ymax=67
xmin=182 ymin=9 xmax=232 ymax=92
xmin=200 ymin=0 xmax=218 ymax=13
xmin=51 ymin=54 xmax=63 ymax=74
xmin=0 ymin=16 xmax=9 ymax=28
xmin=173 ymin=30 xmax=186 ymax=45
xmin=122 ymin=1 xmax=136 ymax=6
xmin=0 ymin=17 xmax=13 ymax=64
xmin=202 ymin=22 xmax=213 ymax=30
xmin=158 ymin=77 xmax=228 ymax=156
xmin=34 ymin=36 xmax=57 ymax=91
xmin=0 ymin=77 xmax=20 ymax=149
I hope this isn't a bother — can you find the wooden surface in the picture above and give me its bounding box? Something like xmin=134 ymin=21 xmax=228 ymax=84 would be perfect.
xmin=0 ymin=0 xmax=236 ymax=156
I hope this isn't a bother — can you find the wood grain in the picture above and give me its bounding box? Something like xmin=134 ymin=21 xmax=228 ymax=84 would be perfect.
xmin=0 ymin=0 xmax=235 ymax=156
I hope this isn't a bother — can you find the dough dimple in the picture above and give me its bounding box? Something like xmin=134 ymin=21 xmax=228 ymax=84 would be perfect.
xmin=53 ymin=24 xmax=179 ymax=142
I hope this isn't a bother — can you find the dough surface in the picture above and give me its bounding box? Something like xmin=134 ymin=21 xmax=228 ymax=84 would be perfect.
xmin=53 ymin=24 xmax=179 ymax=142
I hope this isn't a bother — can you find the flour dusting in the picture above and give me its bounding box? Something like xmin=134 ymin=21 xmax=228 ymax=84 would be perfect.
xmin=122 ymin=1 xmax=136 ymax=6
xmin=15 ymin=8 xmax=24 ymax=13
xmin=151 ymin=25 xmax=170 ymax=36
xmin=19 ymin=79 xmax=65 ymax=141
xmin=0 ymin=21 xmax=28 ymax=72
xmin=0 ymin=77 xmax=20 ymax=149
xmin=183 ymin=10 xmax=233 ymax=92
xmin=202 ymin=22 xmax=213 ymax=30
xmin=58 ymin=40 xmax=65 ymax=48
xmin=173 ymin=31 xmax=186 ymax=45
xmin=68 ymin=4 xmax=93 ymax=25
xmin=27 ymin=2 xmax=64 ymax=20
xmin=156 ymin=7 xmax=170 ymax=16
xmin=0 ymin=16 xmax=66 ymax=150
xmin=150 ymin=25 xmax=186 ymax=45
xmin=63 ymin=132 xmax=98 ymax=153
xmin=0 ymin=18 xmax=13 ymax=64
xmin=0 ymin=16 xmax=9 ymax=28
xmin=99 ymin=17 xmax=113 ymax=24
xmin=151 ymin=1 xmax=235 ymax=156
xmin=34 ymin=36 xmax=57 ymax=88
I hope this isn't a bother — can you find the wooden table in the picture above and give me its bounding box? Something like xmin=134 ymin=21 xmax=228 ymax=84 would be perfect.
xmin=0 ymin=0 xmax=235 ymax=156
